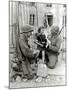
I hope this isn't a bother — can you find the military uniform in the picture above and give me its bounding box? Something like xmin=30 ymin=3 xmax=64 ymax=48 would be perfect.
xmin=13 ymin=25 xmax=38 ymax=80
xmin=46 ymin=26 xmax=62 ymax=69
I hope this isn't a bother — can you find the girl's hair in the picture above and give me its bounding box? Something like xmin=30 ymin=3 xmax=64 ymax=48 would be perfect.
xmin=38 ymin=26 xmax=44 ymax=33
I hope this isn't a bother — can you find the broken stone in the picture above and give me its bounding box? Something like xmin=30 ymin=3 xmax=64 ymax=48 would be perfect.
xmin=37 ymin=63 xmax=48 ymax=77
xmin=16 ymin=76 xmax=21 ymax=82
xmin=35 ymin=76 xmax=43 ymax=83
xmin=22 ymin=78 xmax=28 ymax=82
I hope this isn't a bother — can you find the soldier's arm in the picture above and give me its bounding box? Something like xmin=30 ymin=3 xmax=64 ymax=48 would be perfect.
xmin=19 ymin=39 xmax=35 ymax=59
xmin=48 ymin=38 xmax=61 ymax=52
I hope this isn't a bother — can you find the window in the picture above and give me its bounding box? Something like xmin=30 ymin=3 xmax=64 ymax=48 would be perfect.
xmin=46 ymin=4 xmax=52 ymax=7
xmin=44 ymin=14 xmax=53 ymax=27
xmin=29 ymin=14 xmax=35 ymax=25
xmin=47 ymin=15 xmax=53 ymax=26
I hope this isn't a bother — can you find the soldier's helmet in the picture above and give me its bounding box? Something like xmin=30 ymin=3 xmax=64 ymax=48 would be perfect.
xmin=51 ymin=25 xmax=59 ymax=34
xmin=21 ymin=24 xmax=34 ymax=33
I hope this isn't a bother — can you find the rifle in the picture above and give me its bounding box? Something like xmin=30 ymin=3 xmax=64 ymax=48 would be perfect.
xmin=56 ymin=25 xmax=64 ymax=37
xmin=51 ymin=25 xmax=64 ymax=41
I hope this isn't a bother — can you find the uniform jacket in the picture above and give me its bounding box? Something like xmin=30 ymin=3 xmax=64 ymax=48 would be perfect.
xmin=47 ymin=34 xmax=61 ymax=53
xmin=18 ymin=34 xmax=35 ymax=60
xmin=15 ymin=33 xmax=35 ymax=75
xmin=46 ymin=34 xmax=62 ymax=69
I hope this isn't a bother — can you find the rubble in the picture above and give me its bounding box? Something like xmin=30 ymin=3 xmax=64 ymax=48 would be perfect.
xmin=16 ymin=76 xmax=21 ymax=82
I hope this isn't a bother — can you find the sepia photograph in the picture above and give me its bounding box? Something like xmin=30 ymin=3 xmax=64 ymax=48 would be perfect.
xmin=9 ymin=0 xmax=67 ymax=88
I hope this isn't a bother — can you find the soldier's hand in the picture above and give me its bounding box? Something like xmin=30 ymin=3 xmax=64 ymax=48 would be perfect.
xmin=45 ymin=39 xmax=50 ymax=48
xmin=33 ymin=50 xmax=39 ymax=59
xmin=47 ymin=38 xmax=51 ymax=44
xmin=33 ymin=50 xmax=39 ymax=54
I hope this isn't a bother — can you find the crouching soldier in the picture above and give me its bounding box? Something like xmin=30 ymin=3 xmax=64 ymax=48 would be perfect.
xmin=11 ymin=25 xmax=39 ymax=81
xmin=46 ymin=25 xmax=62 ymax=69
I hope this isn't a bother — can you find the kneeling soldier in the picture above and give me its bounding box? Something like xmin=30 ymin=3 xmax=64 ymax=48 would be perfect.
xmin=46 ymin=25 xmax=62 ymax=69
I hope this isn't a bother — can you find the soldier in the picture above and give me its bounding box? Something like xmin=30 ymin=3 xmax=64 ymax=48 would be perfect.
xmin=12 ymin=25 xmax=39 ymax=81
xmin=46 ymin=25 xmax=62 ymax=69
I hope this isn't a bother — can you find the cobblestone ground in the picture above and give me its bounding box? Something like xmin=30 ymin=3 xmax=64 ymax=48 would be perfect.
xmin=10 ymin=75 xmax=65 ymax=88
xmin=10 ymin=60 xmax=66 ymax=88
